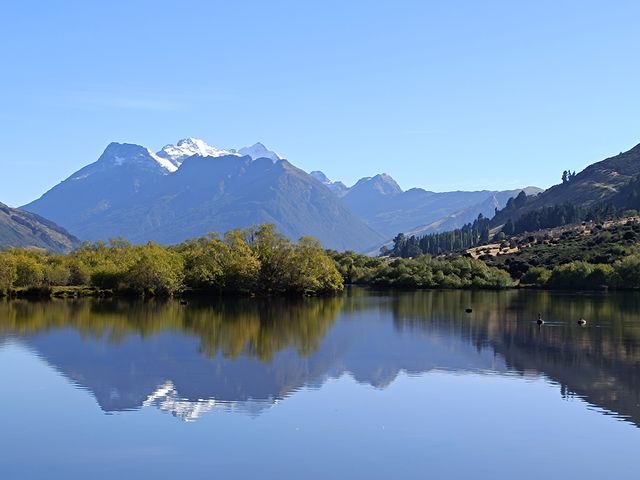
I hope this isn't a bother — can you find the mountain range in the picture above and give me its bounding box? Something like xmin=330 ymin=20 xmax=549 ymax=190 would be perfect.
xmin=18 ymin=138 xmax=540 ymax=252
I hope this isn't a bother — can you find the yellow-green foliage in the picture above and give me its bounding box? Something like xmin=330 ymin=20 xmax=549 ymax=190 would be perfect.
xmin=0 ymin=255 xmax=17 ymax=292
xmin=0 ymin=225 xmax=344 ymax=296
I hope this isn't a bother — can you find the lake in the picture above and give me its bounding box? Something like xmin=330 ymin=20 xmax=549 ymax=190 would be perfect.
xmin=1 ymin=288 xmax=639 ymax=479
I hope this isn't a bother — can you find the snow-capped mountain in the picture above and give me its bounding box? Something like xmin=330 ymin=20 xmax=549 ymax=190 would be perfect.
xmin=237 ymin=142 xmax=282 ymax=162
xmin=156 ymin=138 xmax=282 ymax=165
xmin=310 ymin=171 xmax=348 ymax=195
xmin=157 ymin=138 xmax=238 ymax=165
xmin=23 ymin=139 xmax=382 ymax=251
xmin=20 ymin=136 xmax=541 ymax=253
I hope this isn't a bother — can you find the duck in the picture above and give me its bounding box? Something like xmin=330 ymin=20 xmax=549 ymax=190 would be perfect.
xmin=536 ymin=313 xmax=544 ymax=325
xmin=179 ymin=299 xmax=189 ymax=306
xmin=465 ymin=308 xmax=473 ymax=313
xmin=577 ymin=318 xmax=587 ymax=326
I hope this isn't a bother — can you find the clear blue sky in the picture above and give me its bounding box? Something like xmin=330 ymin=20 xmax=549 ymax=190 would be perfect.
xmin=2 ymin=0 xmax=640 ymax=207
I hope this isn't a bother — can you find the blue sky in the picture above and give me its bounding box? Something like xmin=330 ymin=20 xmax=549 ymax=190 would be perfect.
xmin=2 ymin=0 xmax=640 ymax=207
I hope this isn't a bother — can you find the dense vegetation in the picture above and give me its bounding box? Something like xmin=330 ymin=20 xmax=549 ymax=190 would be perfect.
xmin=501 ymin=200 xmax=619 ymax=236
xmin=518 ymin=256 xmax=640 ymax=290
xmin=0 ymin=225 xmax=343 ymax=297
xmin=390 ymin=215 xmax=491 ymax=257
xmin=478 ymin=219 xmax=640 ymax=290
xmin=331 ymin=251 xmax=513 ymax=289
xmin=485 ymin=220 xmax=640 ymax=277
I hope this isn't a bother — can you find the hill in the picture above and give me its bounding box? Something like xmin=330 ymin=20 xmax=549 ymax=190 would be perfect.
xmin=469 ymin=216 xmax=640 ymax=278
xmin=0 ymin=202 xmax=79 ymax=253
xmin=493 ymin=142 xmax=640 ymax=225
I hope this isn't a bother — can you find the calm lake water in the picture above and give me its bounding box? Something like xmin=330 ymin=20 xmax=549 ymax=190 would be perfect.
xmin=1 ymin=288 xmax=639 ymax=479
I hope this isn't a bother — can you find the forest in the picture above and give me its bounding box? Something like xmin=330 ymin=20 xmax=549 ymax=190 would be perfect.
xmin=390 ymin=214 xmax=491 ymax=257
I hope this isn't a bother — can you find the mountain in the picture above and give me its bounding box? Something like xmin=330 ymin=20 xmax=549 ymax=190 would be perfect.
xmin=342 ymin=173 xmax=542 ymax=239
xmin=407 ymin=187 xmax=542 ymax=237
xmin=22 ymin=143 xmax=173 ymax=237
xmin=23 ymin=139 xmax=382 ymax=251
xmin=493 ymin=142 xmax=640 ymax=225
xmin=0 ymin=202 xmax=79 ymax=253
xmin=237 ymin=142 xmax=282 ymax=162
xmin=309 ymin=171 xmax=348 ymax=195
xmin=157 ymin=138 xmax=236 ymax=166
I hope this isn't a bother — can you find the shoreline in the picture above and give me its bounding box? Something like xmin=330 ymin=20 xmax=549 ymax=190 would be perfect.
xmin=1 ymin=283 xmax=636 ymax=300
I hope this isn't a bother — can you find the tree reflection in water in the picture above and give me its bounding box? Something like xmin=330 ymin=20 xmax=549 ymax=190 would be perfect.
xmin=1 ymin=289 xmax=639 ymax=425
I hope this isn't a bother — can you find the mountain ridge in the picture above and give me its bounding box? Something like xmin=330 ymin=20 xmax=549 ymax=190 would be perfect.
xmin=493 ymin=142 xmax=640 ymax=225
xmin=23 ymin=142 xmax=384 ymax=251
xmin=21 ymin=137 xmax=541 ymax=252
xmin=0 ymin=202 xmax=79 ymax=253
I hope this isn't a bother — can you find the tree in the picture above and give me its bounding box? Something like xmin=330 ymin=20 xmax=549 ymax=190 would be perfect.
xmin=123 ymin=243 xmax=184 ymax=296
xmin=521 ymin=267 xmax=551 ymax=286
xmin=289 ymin=237 xmax=344 ymax=294
xmin=180 ymin=237 xmax=228 ymax=290
xmin=613 ymin=254 xmax=640 ymax=289
xmin=503 ymin=219 xmax=515 ymax=236
xmin=14 ymin=254 xmax=45 ymax=288
xmin=0 ymin=255 xmax=17 ymax=292
xmin=222 ymin=229 xmax=261 ymax=292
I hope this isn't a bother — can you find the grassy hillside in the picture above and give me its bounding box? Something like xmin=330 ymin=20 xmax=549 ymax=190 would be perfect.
xmin=471 ymin=216 xmax=640 ymax=279
xmin=493 ymin=142 xmax=640 ymax=225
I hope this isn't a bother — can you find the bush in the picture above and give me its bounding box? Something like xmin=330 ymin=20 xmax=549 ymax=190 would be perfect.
xmin=122 ymin=244 xmax=184 ymax=296
xmin=521 ymin=267 xmax=552 ymax=286
xmin=613 ymin=254 xmax=640 ymax=289
xmin=0 ymin=255 xmax=17 ymax=292
xmin=14 ymin=255 xmax=45 ymax=288
xmin=549 ymin=261 xmax=612 ymax=290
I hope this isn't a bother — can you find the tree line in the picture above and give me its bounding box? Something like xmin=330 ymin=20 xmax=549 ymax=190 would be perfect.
xmin=0 ymin=225 xmax=343 ymax=297
xmin=502 ymin=202 xmax=619 ymax=236
xmin=389 ymin=214 xmax=491 ymax=258
xmin=331 ymin=250 xmax=513 ymax=289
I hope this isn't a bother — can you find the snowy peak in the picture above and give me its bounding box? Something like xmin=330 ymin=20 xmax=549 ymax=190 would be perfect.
xmin=156 ymin=138 xmax=281 ymax=165
xmin=237 ymin=142 xmax=281 ymax=162
xmin=310 ymin=171 xmax=330 ymax=183
xmin=99 ymin=142 xmax=177 ymax=173
xmin=157 ymin=138 xmax=238 ymax=165
xmin=310 ymin=171 xmax=348 ymax=195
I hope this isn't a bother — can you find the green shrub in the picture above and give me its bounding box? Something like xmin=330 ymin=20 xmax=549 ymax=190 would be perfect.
xmin=521 ymin=267 xmax=552 ymax=286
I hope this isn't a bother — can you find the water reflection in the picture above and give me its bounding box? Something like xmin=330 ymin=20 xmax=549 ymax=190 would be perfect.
xmin=1 ymin=289 xmax=639 ymax=425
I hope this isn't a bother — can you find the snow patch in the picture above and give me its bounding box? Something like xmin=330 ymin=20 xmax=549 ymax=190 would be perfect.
xmin=237 ymin=142 xmax=282 ymax=162
xmin=157 ymin=138 xmax=239 ymax=165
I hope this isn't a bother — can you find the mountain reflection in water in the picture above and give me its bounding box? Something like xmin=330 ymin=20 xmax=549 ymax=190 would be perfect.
xmin=1 ymin=288 xmax=639 ymax=425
